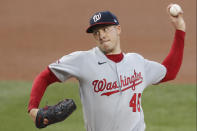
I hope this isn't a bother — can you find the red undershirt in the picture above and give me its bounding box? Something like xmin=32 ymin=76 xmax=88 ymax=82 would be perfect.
xmin=28 ymin=30 xmax=185 ymax=112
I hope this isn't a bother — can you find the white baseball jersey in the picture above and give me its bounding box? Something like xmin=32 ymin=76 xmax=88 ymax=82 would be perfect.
xmin=49 ymin=47 xmax=166 ymax=131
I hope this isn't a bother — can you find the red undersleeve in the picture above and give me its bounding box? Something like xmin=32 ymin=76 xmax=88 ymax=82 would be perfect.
xmin=28 ymin=67 xmax=60 ymax=112
xmin=160 ymin=30 xmax=185 ymax=82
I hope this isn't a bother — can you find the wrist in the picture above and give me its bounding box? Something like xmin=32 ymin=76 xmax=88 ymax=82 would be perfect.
xmin=29 ymin=108 xmax=39 ymax=122
xmin=176 ymin=26 xmax=186 ymax=32
xmin=175 ymin=20 xmax=186 ymax=32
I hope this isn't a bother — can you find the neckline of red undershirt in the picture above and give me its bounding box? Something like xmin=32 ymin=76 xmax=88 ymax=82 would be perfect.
xmin=106 ymin=52 xmax=124 ymax=63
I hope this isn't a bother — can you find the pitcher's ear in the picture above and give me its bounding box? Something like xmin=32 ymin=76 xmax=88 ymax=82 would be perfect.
xmin=116 ymin=25 xmax=121 ymax=34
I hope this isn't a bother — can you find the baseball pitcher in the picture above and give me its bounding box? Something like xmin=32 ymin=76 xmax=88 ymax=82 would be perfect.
xmin=28 ymin=4 xmax=186 ymax=131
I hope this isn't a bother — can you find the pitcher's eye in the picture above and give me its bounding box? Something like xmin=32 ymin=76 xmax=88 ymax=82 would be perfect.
xmin=103 ymin=27 xmax=109 ymax=32
xmin=93 ymin=31 xmax=99 ymax=36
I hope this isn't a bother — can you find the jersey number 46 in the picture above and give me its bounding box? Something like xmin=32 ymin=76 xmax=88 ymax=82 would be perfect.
xmin=129 ymin=93 xmax=141 ymax=112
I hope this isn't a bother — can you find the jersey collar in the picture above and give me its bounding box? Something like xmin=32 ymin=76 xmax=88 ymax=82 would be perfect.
xmin=94 ymin=47 xmax=124 ymax=63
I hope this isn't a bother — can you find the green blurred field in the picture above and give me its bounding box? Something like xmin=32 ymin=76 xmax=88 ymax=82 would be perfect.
xmin=0 ymin=81 xmax=196 ymax=131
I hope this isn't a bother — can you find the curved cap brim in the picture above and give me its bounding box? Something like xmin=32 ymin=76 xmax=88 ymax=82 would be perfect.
xmin=86 ymin=22 xmax=117 ymax=33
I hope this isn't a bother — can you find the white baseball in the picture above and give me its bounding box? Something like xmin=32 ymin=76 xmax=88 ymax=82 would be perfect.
xmin=169 ymin=4 xmax=182 ymax=17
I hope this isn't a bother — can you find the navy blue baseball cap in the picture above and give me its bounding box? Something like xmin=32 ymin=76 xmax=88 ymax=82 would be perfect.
xmin=86 ymin=11 xmax=119 ymax=33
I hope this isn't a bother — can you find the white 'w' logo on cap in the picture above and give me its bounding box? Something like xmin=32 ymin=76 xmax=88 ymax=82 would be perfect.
xmin=93 ymin=13 xmax=101 ymax=22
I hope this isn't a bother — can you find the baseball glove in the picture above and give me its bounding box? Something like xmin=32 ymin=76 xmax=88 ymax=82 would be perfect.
xmin=35 ymin=99 xmax=77 ymax=129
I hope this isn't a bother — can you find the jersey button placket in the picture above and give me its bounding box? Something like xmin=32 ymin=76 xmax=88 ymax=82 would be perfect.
xmin=115 ymin=63 xmax=122 ymax=93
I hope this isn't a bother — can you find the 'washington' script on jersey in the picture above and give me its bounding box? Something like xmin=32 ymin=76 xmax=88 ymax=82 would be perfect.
xmin=92 ymin=70 xmax=143 ymax=96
